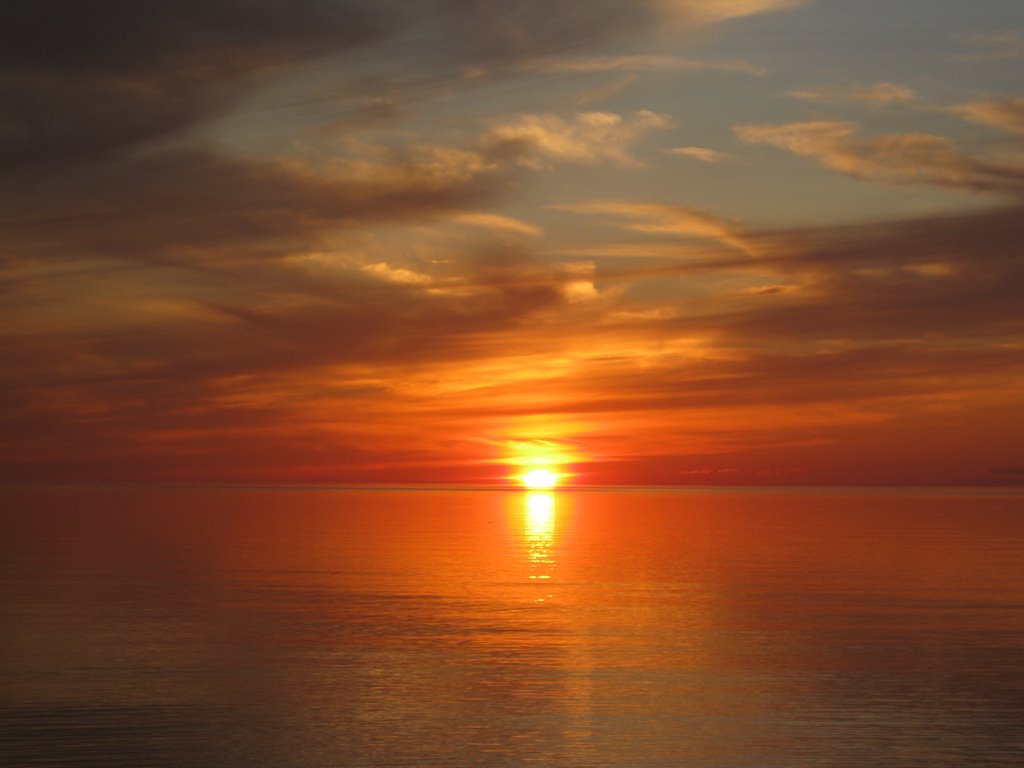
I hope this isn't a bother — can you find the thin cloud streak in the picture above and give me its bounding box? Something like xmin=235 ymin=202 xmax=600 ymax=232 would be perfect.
xmin=785 ymin=82 xmax=916 ymax=105
xmin=520 ymin=55 xmax=766 ymax=76
xmin=735 ymin=120 xmax=1024 ymax=197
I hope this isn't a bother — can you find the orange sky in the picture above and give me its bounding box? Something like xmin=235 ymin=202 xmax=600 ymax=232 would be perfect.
xmin=1 ymin=1 xmax=1022 ymax=486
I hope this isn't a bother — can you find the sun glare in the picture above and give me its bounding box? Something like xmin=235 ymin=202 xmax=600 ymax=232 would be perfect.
xmin=521 ymin=468 xmax=559 ymax=489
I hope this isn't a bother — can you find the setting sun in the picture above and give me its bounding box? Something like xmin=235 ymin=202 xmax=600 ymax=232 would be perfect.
xmin=521 ymin=468 xmax=559 ymax=489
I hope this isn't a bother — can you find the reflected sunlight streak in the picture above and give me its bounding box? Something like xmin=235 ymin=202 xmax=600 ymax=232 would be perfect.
xmin=524 ymin=492 xmax=556 ymax=595
xmin=526 ymin=491 xmax=555 ymax=535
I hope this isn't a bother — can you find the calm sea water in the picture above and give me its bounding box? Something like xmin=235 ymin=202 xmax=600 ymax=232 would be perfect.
xmin=2 ymin=486 xmax=1023 ymax=767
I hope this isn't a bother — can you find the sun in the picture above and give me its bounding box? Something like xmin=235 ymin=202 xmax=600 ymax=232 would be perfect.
xmin=521 ymin=468 xmax=559 ymax=489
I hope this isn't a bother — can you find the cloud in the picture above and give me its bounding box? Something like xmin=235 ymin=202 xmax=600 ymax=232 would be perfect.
xmin=735 ymin=120 xmax=1024 ymax=197
xmin=948 ymin=98 xmax=1024 ymax=135
xmin=686 ymin=204 xmax=1024 ymax=344
xmin=785 ymin=82 xmax=916 ymax=105
xmin=662 ymin=0 xmax=808 ymax=26
xmin=574 ymin=75 xmax=638 ymax=107
xmin=520 ymin=55 xmax=766 ymax=76
xmin=0 ymin=146 xmax=503 ymax=266
xmin=552 ymin=201 xmax=1024 ymax=349
xmin=0 ymin=0 xmax=386 ymax=169
xmin=3 ymin=0 xmax=1019 ymax=486
xmin=427 ymin=0 xmax=662 ymax=72
xmin=991 ymin=466 xmax=1024 ymax=476
xmin=953 ymin=31 xmax=1024 ymax=62
xmin=554 ymin=200 xmax=750 ymax=253
xmin=2 ymin=0 xmax=774 ymax=171
xmin=450 ymin=212 xmax=544 ymax=237
xmin=5 ymin=195 xmax=1023 ymax=484
xmin=362 ymin=262 xmax=434 ymax=285
xmin=0 ymin=237 xmax=592 ymax=478
xmin=482 ymin=110 xmax=672 ymax=168
xmin=665 ymin=146 xmax=733 ymax=163
xmin=6 ymin=0 xmax=758 ymax=484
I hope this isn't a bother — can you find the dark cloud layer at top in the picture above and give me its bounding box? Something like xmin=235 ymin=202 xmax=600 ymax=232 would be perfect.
xmin=0 ymin=0 xmax=384 ymax=168
xmin=0 ymin=0 xmax=379 ymax=75
xmin=0 ymin=0 xmax=658 ymax=169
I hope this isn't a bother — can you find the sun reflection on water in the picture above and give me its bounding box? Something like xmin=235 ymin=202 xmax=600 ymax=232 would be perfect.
xmin=524 ymin=491 xmax=556 ymax=598
xmin=525 ymin=491 xmax=555 ymax=536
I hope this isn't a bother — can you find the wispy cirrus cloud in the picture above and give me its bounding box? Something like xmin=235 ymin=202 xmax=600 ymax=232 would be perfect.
xmin=785 ymin=82 xmax=916 ymax=105
xmin=947 ymin=97 xmax=1024 ymax=135
xmin=735 ymin=120 xmax=1024 ymax=197
xmin=520 ymin=54 xmax=766 ymax=77
xmin=554 ymin=199 xmax=752 ymax=255
xmin=662 ymin=0 xmax=809 ymax=26
xmin=953 ymin=30 xmax=1024 ymax=61
xmin=450 ymin=212 xmax=544 ymax=237
xmin=574 ymin=75 xmax=638 ymax=107
xmin=665 ymin=146 xmax=733 ymax=163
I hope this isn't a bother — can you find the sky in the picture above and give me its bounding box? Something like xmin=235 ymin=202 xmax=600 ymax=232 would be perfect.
xmin=2 ymin=0 xmax=1022 ymax=487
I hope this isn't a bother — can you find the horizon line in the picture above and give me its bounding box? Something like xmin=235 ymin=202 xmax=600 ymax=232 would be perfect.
xmin=2 ymin=481 xmax=1022 ymax=494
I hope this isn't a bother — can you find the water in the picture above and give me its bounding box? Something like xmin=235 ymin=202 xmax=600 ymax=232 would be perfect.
xmin=2 ymin=486 xmax=1023 ymax=767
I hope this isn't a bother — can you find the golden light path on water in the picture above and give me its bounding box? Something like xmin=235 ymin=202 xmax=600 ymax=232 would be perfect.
xmin=524 ymin=491 xmax=556 ymax=601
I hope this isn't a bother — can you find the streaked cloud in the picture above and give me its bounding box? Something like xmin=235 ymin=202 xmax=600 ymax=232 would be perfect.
xmin=521 ymin=55 xmax=766 ymax=77
xmin=948 ymin=97 xmax=1024 ymax=135
xmin=665 ymin=146 xmax=733 ymax=163
xmin=574 ymin=75 xmax=638 ymax=107
xmin=786 ymin=82 xmax=916 ymax=105
xmin=663 ymin=0 xmax=809 ymax=26
xmin=953 ymin=30 xmax=1024 ymax=61
xmin=554 ymin=199 xmax=752 ymax=255
xmin=362 ymin=262 xmax=434 ymax=285
xmin=735 ymin=120 xmax=1024 ymax=196
xmin=451 ymin=212 xmax=544 ymax=237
